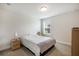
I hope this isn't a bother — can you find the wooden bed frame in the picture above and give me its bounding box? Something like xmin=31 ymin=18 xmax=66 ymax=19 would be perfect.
xmin=22 ymin=45 xmax=55 ymax=56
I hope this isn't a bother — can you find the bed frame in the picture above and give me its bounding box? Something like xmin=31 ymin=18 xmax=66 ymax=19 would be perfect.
xmin=40 ymin=45 xmax=55 ymax=56
xmin=22 ymin=44 xmax=55 ymax=56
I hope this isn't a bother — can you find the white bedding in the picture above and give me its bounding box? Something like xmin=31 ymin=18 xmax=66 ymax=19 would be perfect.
xmin=20 ymin=34 xmax=56 ymax=56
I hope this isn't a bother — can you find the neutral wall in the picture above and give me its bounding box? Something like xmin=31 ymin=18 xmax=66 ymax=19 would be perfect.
xmin=44 ymin=10 xmax=79 ymax=45
xmin=0 ymin=4 xmax=79 ymax=50
xmin=0 ymin=7 xmax=40 ymax=38
xmin=0 ymin=5 xmax=40 ymax=50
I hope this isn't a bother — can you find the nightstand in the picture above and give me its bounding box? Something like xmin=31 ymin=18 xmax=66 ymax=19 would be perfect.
xmin=10 ymin=38 xmax=21 ymax=50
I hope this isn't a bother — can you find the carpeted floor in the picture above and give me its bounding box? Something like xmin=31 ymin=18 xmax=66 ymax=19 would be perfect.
xmin=0 ymin=43 xmax=71 ymax=56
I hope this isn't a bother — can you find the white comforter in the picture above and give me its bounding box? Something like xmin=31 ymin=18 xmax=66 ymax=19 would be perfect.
xmin=20 ymin=34 xmax=56 ymax=56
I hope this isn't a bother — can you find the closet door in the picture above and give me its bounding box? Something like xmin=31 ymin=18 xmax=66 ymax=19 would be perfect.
xmin=72 ymin=27 xmax=79 ymax=56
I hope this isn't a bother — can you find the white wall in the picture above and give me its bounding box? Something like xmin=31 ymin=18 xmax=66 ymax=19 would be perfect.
xmin=44 ymin=10 xmax=79 ymax=46
xmin=6 ymin=11 xmax=40 ymax=37
xmin=0 ymin=4 xmax=79 ymax=50
xmin=0 ymin=5 xmax=40 ymax=50
xmin=0 ymin=5 xmax=40 ymax=37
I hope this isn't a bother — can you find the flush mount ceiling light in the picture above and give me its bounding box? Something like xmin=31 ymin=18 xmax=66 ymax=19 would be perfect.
xmin=40 ymin=5 xmax=47 ymax=12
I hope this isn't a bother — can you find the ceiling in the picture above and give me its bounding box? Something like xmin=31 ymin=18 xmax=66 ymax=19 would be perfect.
xmin=1 ymin=3 xmax=79 ymax=19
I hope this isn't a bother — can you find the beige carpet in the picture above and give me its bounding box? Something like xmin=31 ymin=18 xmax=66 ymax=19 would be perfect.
xmin=0 ymin=43 xmax=71 ymax=56
xmin=45 ymin=43 xmax=71 ymax=56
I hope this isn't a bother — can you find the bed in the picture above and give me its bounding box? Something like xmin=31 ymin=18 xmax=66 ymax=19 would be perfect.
xmin=20 ymin=34 xmax=56 ymax=56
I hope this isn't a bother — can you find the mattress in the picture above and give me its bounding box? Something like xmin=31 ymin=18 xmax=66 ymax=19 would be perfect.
xmin=20 ymin=34 xmax=56 ymax=56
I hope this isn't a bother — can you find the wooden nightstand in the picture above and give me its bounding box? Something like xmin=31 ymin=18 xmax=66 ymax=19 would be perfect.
xmin=11 ymin=38 xmax=21 ymax=50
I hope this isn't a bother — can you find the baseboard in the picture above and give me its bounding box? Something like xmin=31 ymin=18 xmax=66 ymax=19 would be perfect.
xmin=56 ymin=40 xmax=71 ymax=46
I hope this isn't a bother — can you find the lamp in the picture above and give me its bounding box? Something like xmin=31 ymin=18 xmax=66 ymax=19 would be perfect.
xmin=14 ymin=32 xmax=18 ymax=38
xmin=40 ymin=5 xmax=47 ymax=12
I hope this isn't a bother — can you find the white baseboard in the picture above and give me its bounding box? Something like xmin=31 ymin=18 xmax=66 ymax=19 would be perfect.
xmin=56 ymin=40 xmax=71 ymax=46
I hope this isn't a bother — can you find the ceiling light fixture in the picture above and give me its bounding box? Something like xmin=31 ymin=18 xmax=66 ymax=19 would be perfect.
xmin=40 ymin=5 xmax=47 ymax=12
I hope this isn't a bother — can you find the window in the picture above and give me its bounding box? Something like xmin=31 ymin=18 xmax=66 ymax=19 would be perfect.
xmin=40 ymin=19 xmax=51 ymax=36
